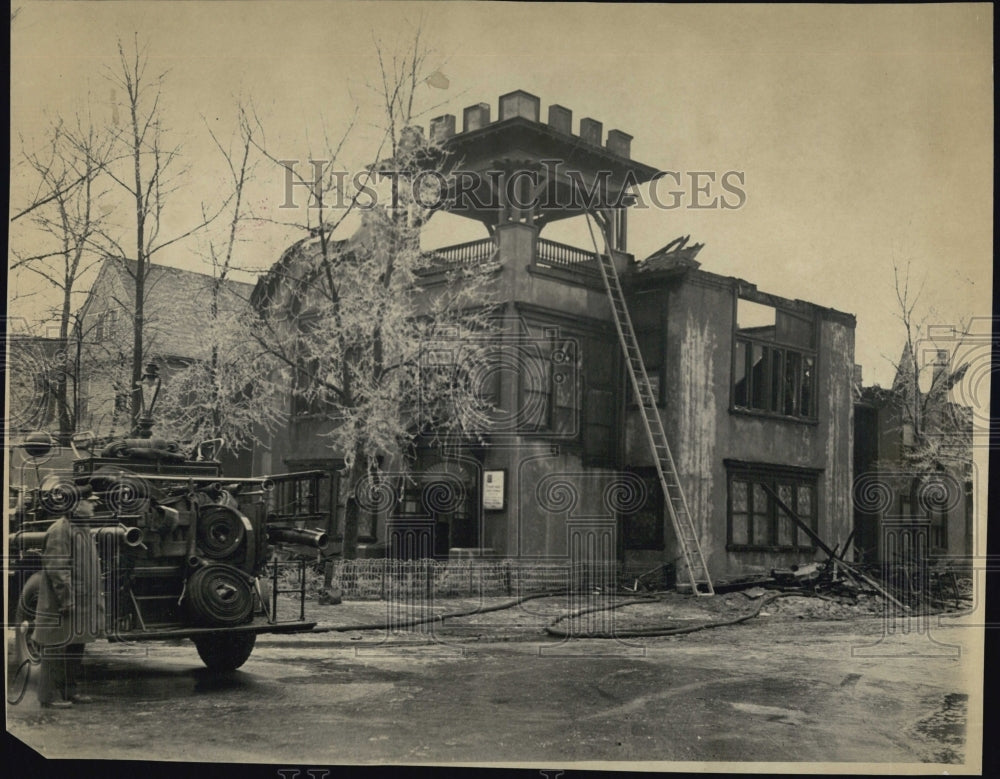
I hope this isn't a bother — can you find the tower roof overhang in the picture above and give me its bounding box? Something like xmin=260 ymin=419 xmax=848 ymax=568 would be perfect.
xmin=378 ymin=116 xmax=659 ymax=228
xmin=437 ymin=117 xmax=659 ymax=226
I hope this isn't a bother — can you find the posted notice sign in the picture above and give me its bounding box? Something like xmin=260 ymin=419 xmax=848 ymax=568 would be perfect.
xmin=483 ymin=470 xmax=505 ymax=510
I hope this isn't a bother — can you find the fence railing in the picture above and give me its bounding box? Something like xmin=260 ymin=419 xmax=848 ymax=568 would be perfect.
xmin=327 ymin=558 xmax=625 ymax=600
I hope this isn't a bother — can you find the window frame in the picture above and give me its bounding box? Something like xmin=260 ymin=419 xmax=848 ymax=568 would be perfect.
xmin=725 ymin=461 xmax=820 ymax=552
xmin=732 ymin=295 xmax=818 ymax=422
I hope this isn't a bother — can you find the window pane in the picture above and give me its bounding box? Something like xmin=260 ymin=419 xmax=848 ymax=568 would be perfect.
xmin=731 ymin=513 xmax=749 ymax=545
xmin=734 ymin=340 xmax=748 ymax=407
xmin=770 ymin=348 xmax=783 ymax=412
xmin=521 ymin=355 xmax=551 ymax=430
xmin=776 ymin=484 xmax=794 ymax=545
xmin=801 ymin=356 xmax=815 ymax=417
xmin=798 ymin=484 xmax=813 ymax=517
xmin=732 ymin=480 xmax=748 ymax=512
xmin=777 ymin=516 xmax=795 ymax=546
xmin=752 ymin=483 xmax=771 ymax=545
xmin=797 ymin=484 xmax=814 ymax=547
xmin=784 ymin=351 xmax=801 ymax=415
xmin=753 ymin=515 xmax=771 ymax=546
xmin=750 ymin=344 xmax=767 ymax=410
xmin=553 ymin=339 xmax=576 ymax=421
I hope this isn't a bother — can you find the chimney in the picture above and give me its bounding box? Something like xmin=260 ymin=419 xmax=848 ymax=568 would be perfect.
xmin=430 ymin=114 xmax=456 ymax=143
xmin=463 ymin=103 xmax=491 ymax=132
xmin=547 ymin=104 xmax=572 ymax=134
xmin=579 ymin=117 xmax=603 ymax=146
xmin=498 ymin=90 xmax=541 ymax=122
xmin=606 ymin=129 xmax=633 ymax=159
xmin=853 ymin=364 xmax=863 ymax=389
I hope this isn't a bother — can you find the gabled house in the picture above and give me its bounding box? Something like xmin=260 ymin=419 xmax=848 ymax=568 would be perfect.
xmin=5 ymin=334 xmax=70 ymax=436
xmin=853 ymin=352 xmax=974 ymax=565
xmin=253 ymin=91 xmax=858 ymax=585
xmin=74 ymin=258 xmax=255 ymax=444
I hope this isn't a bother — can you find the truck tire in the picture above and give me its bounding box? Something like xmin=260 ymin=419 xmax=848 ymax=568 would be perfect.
xmin=14 ymin=573 xmax=43 ymax=665
xmin=192 ymin=631 xmax=256 ymax=672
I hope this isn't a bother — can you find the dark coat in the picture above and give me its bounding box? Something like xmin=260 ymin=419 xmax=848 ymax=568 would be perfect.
xmin=33 ymin=517 xmax=106 ymax=645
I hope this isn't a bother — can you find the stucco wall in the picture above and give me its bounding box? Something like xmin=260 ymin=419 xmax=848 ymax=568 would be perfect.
xmin=625 ymin=270 xmax=856 ymax=580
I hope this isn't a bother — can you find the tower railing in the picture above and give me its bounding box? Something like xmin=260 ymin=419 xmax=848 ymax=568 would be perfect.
xmin=422 ymin=237 xmax=497 ymax=270
xmin=536 ymin=237 xmax=599 ymax=267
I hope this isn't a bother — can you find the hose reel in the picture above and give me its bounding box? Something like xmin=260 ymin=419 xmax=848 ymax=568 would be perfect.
xmin=185 ymin=564 xmax=254 ymax=626
xmin=197 ymin=505 xmax=247 ymax=559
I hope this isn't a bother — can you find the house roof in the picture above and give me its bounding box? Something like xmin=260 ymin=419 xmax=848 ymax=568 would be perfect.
xmin=78 ymin=258 xmax=256 ymax=361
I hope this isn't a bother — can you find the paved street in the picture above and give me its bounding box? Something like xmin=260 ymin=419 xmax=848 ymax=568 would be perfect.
xmin=6 ymin=597 xmax=980 ymax=769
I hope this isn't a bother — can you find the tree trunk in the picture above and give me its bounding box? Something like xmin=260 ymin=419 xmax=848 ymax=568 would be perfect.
xmin=340 ymin=444 xmax=367 ymax=560
xmin=47 ymin=282 xmax=74 ymax=443
xmin=131 ymin=263 xmax=145 ymax=429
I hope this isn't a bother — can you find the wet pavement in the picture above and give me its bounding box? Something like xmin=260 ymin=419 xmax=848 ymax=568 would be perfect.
xmin=6 ymin=595 xmax=982 ymax=770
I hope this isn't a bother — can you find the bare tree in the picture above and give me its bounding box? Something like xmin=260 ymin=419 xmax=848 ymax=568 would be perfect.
xmin=100 ymin=36 xmax=232 ymax=432
xmin=10 ymin=114 xmax=115 ymax=441
xmin=866 ymin=262 xmax=974 ymax=545
xmin=883 ymin=262 xmax=972 ymax=473
xmin=154 ymin=108 xmax=285 ymax=455
xmin=252 ymin=31 xmax=500 ymax=559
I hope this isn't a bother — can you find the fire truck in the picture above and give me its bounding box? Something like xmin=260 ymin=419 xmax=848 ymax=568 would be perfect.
xmin=7 ymin=372 xmax=327 ymax=673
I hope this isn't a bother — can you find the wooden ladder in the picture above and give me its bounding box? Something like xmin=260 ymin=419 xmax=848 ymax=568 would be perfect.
xmin=585 ymin=214 xmax=714 ymax=596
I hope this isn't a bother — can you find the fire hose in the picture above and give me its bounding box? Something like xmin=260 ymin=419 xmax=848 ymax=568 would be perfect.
xmin=7 ymin=658 xmax=32 ymax=705
xmin=305 ymin=589 xmax=570 ymax=633
xmin=544 ymin=590 xmax=796 ymax=639
xmin=303 ymin=589 xmax=795 ymax=638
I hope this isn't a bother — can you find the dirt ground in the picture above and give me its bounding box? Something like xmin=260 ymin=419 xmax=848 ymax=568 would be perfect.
xmin=6 ymin=589 xmax=984 ymax=771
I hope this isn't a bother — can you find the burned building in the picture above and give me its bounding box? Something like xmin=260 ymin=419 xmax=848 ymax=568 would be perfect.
xmin=254 ymin=91 xmax=857 ymax=588
xmin=853 ymin=350 xmax=974 ymax=566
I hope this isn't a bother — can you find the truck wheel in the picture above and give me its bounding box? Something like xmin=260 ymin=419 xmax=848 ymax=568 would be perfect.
xmin=192 ymin=631 xmax=256 ymax=672
xmin=14 ymin=573 xmax=43 ymax=665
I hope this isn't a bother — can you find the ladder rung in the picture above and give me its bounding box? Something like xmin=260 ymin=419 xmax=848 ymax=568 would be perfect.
xmin=596 ymin=224 xmax=713 ymax=596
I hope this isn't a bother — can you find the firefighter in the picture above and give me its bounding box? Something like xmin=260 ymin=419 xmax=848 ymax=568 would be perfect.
xmin=34 ymin=494 xmax=106 ymax=708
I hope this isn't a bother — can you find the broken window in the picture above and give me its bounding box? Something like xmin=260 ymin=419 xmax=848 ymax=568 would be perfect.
xmin=621 ymin=468 xmax=664 ymax=550
xmin=726 ymin=462 xmax=818 ymax=551
xmin=513 ymin=326 xmax=616 ymax=464
xmin=626 ymin=327 xmax=663 ymax=405
xmin=581 ymin=333 xmax=618 ymax=466
xmin=518 ymin=329 xmax=580 ymax=436
xmin=733 ymin=297 xmax=816 ymax=419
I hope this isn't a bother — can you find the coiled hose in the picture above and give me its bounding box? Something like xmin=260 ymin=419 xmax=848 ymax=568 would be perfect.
xmin=7 ymin=659 xmax=32 ymax=705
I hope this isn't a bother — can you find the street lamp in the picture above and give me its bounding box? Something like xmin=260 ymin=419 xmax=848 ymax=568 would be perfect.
xmin=135 ymin=363 xmax=161 ymax=439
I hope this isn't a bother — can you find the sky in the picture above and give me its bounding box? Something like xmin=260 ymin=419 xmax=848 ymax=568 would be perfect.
xmin=8 ymin=1 xmax=994 ymax=388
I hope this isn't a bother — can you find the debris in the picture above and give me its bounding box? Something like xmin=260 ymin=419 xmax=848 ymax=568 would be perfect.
xmin=792 ymin=562 xmax=822 ymax=580
xmin=743 ymin=587 xmax=768 ymax=599
xmin=317 ymin=587 xmax=343 ymax=606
